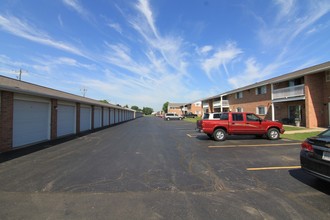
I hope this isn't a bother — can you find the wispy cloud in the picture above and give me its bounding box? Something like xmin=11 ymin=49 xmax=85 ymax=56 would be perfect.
xmin=228 ymin=58 xmax=282 ymax=88
xmin=259 ymin=0 xmax=330 ymax=47
xmin=200 ymin=42 xmax=243 ymax=79
xmin=107 ymin=22 xmax=122 ymax=34
xmin=129 ymin=0 xmax=188 ymax=75
xmin=274 ymin=0 xmax=295 ymax=22
xmin=0 ymin=14 xmax=86 ymax=57
xmin=62 ymin=0 xmax=90 ymax=19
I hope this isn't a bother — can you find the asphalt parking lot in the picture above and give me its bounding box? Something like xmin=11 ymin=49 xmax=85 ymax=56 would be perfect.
xmin=0 ymin=116 xmax=329 ymax=219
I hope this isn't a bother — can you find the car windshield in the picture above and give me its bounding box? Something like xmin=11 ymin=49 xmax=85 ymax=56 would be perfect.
xmin=203 ymin=113 xmax=209 ymax=119
xmin=318 ymin=129 xmax=330 ymax=137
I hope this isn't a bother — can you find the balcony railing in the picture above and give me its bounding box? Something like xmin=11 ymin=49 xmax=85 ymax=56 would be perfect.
xmin=273 ymin=84 xmax=305 ymax=100
xmin=221 ymin=100 xmax=229 ymax=107
xmin=213 ymin=100 xmax=221 ymax=107
xmin=202 ymin=103 xmax=209 ymax=108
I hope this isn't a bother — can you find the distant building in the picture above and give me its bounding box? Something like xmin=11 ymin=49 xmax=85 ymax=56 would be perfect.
xmin=167 ymin=103 xmax=186 ymax=115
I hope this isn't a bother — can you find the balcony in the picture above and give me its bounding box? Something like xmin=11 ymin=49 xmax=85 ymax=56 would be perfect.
xmin=272 ymin=84 xmax=305 ymax=100
xmin=221 ymin=100 xmax=230 ymax=107
xmin=202 ymin=103 xmax=209 ymax=108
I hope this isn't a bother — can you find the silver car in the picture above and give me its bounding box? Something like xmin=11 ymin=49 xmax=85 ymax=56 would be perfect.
xmin=164 ymin=113 xmax=183 ymax=121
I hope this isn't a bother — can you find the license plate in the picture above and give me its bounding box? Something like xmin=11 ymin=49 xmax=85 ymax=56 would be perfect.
xmin=322 ymin=151 xmax=330 ymax=161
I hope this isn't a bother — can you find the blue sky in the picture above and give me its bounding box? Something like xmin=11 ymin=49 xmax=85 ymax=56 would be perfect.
xmin=1 ymin=0 xmax=330 ymax=111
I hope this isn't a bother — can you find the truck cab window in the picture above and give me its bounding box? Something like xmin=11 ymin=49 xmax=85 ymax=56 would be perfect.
xmin=232 ymin=113 xmax=243 ymax=121
xmin=247 ymin=113 xmax=260 ymax=121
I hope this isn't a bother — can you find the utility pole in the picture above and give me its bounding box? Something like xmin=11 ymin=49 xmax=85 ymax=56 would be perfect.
xmin=80 ymin=87 xmax=88 ymax=97
xmin=14 ymin=68 xmax=28 ymax=81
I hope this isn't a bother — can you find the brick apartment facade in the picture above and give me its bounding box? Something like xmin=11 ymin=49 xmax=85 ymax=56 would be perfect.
xmin=168 ymin=102 xmax=203 ymax=117
xmin=200 ymin=62 xmax=330 ymax=128
xmin=167 ymin=103 xmax=185 ymax=115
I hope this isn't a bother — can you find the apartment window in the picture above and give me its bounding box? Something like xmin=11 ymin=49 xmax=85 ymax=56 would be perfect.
xmin=235 ymin=91 xmax=243 ymax=99
xmin=255 ymin=85 xmax=267 ymax=95
xmin=232 ymin=113 xmax=244 ymax=121
xmin=326 ymin=71 xmax=330 ymax=82
xmin=289 ymin=78 xmax=303 ymax=86
xmin=256 ymin=106 xmax=267 ymax=115
xmin=236 ymin=107 xmax=243 ymax=112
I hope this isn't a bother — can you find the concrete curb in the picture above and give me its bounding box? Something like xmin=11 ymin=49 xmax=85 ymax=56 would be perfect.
xmin=284 ymin=128 xmax=326 ymax=134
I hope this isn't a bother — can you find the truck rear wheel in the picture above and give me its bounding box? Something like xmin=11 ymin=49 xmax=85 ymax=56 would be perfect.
xmin=213 ymin=129 xmax=227 ymax=141
xmin=267 ymin=128 xmax=280 ymax=140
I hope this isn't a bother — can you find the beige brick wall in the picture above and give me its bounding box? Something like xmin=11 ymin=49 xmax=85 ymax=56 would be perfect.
xmin=305 ymin=72 xmax=328 ymax=128
xmin=227 ymin=85 xmax=272 ymax=119
xmin=0 ymin=91 xmax=14 ymax=152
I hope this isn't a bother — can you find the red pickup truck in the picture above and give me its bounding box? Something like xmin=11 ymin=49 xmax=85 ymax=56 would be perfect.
xmin=197 ymin=112 xmax=285 ymax=141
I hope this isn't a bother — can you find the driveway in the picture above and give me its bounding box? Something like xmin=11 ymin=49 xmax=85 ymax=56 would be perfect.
xmin=0 ymin=117 xmax=329 ymax=219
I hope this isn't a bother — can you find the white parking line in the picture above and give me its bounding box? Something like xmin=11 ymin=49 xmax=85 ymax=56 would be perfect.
xmin=187 ymin=134 xmax=199 ymax=137
xmin=208 ymin=143 xmax=299 ymax=148
xmin=247 ymin=166 xmax=301 ymax=171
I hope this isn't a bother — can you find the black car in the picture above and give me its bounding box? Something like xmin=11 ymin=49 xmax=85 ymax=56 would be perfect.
xmin=300 ymin=127 xmax=330 ymax=182
xmin=183 ymin=112 xmax=198 ymax=118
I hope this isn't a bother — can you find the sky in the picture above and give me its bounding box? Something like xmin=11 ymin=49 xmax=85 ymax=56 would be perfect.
xmin=1 ymin=0 xmax=330 ymax=111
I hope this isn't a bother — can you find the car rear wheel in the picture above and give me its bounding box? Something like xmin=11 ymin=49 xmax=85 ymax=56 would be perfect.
xmin=267 ymin=128 xmax=280 ymax=140
xmin=213 ymin=129 xmax=227 ymax=141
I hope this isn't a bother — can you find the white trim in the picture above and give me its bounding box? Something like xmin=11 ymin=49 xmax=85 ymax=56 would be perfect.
xmin=14 ymin=93 xmax=50 ymax=103
xmin=256 ymin=106 xmax=267 ymax=115
xmin=326 ymin=71 xmax=330 ymax=82
xmin=58 ymin=100 xmax=76 ymax=106
xmin=236 ymin=107 xmax=243 ymax=112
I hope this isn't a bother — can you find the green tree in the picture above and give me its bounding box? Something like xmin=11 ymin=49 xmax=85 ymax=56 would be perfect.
xmin=142 ymin=107 xmax=153 ymax=115
xmin=131 ymin=105 xmax=141 ymax=111
xmin=99 ymin=100 xmax=109 ymax=104
xmin=162 ymin=102 xmax=169 ymax=113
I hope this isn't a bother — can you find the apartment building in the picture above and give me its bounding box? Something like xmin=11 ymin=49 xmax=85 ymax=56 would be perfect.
xmin=167 ymin=103 xmax=186 ymax=115
xmin=182 ymin=101 xmax=203 ymax=117
xmin=201 ymin=61 xmax=330 ymax=128
xmin=168 ymin=101 xmax=203 ymax=117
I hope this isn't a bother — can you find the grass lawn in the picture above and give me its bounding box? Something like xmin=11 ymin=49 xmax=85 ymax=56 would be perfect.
xmin=283 ymin=125 xmax=307 ymax=131
xmin=183 ymin=117 xmax=202 ymax=123
xmin=281 ymin=131 xmax=321 ymax=141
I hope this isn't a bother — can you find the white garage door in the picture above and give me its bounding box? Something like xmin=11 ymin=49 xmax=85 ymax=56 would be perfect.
xmin=13 ymin=99 xmax=50 ymax=148
xmin=57 ymin=104 xmax=76 ymax=137
xmin=115 ymin=109 xmax=119 ymax=123
xmin=110 ymin=109 xmax=115 ymax=125
xmin=103 ymin=108 xmax=109 ymax=126
xmin=80 ymin=106 xmax=91 ymax=131
xmin=94 ymin=107 xmax=102 ymax=128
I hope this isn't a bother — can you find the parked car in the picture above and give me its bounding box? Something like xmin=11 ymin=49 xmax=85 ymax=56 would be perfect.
xmin=197 ymin=112 xmax=285 ymax=141
xmin=183 ymin=112 xmax=198 ymax=118
xmin=164 ymin=113 xmax=183 ymax=120
xmin=300 ymin=127 xmax=330 ymax=182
